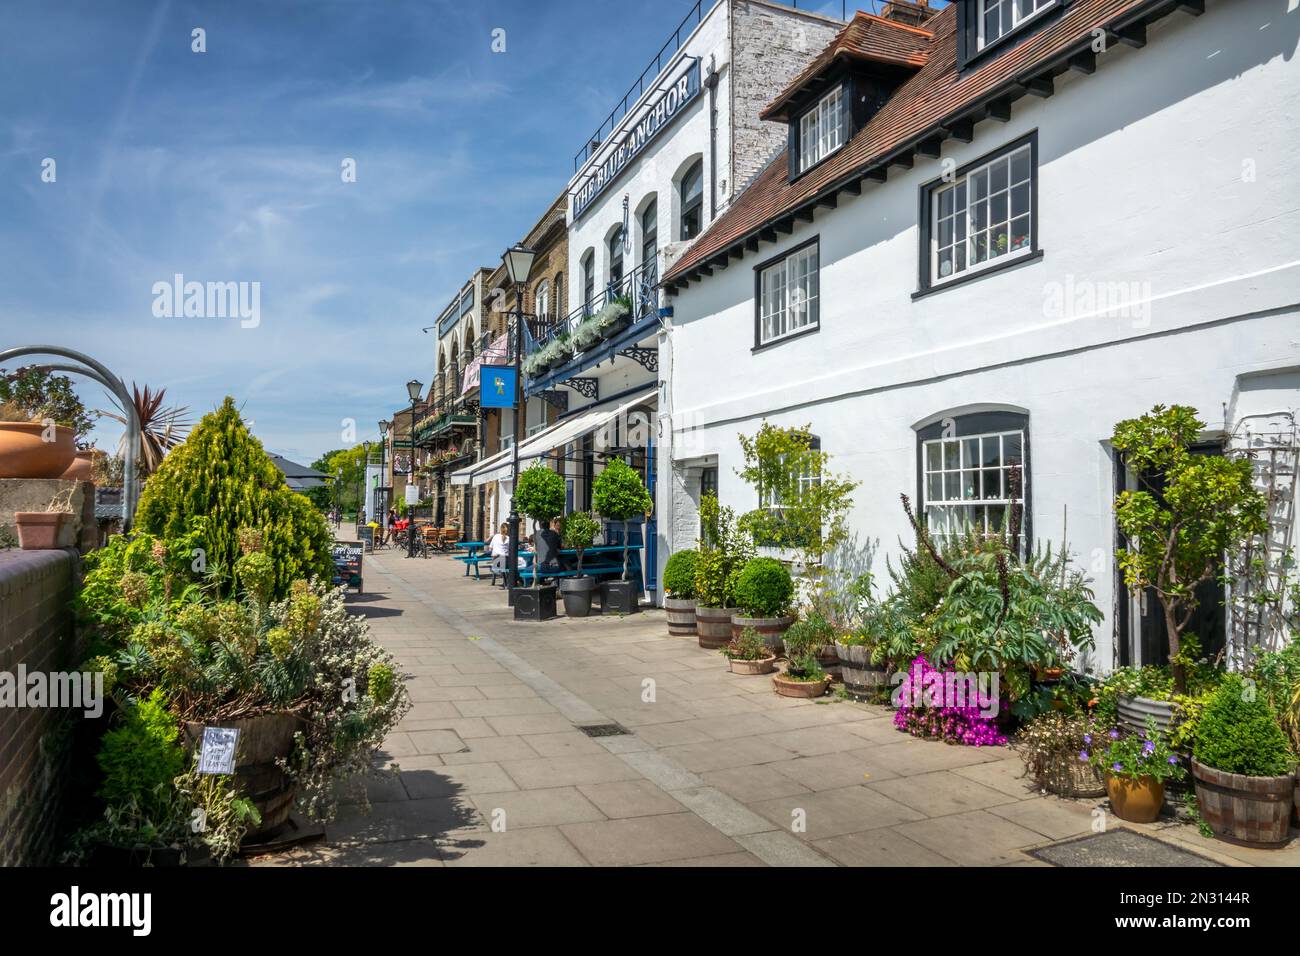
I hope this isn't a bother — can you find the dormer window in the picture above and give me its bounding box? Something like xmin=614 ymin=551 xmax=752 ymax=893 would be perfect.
xmin=977 ymin=0 xmax=1056 ymax=51
xmin=798 ymin=86 xmax=844 ymax=173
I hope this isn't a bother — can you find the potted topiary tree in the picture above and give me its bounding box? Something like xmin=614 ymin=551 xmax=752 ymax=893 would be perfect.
xmin=1191 ymin=675 xmax=1296 ymax=848
xmin=693 ymin=494 xmax=754 ymax=649
xmin=662 ymin=549 xmax=699 ymax=637
xmin=591 ymin=457 xmax=652 ymax=615
xmin=730 ymin=557 xmax=795 ymax=649
xmin=559 ymin=510 xmax=601 ymax=618
xmin=511 ymin=463 xmax=566 ymax=622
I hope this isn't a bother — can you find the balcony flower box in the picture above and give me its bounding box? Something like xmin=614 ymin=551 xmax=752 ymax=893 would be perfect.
xmin=571 ymin=316 xmax=604 ymax=353
xmin=595 ymin=298 xmax=632 ymax=341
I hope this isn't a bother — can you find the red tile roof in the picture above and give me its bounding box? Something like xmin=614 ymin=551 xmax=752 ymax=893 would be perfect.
xmin=761 ymin=12 xmax=934 ymax=122
xmin=664 ymin=0 xmax=1167 ymax=287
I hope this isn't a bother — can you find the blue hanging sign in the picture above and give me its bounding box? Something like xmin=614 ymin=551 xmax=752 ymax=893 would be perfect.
xmin=480 ymin=364 xmax=517 ymax=409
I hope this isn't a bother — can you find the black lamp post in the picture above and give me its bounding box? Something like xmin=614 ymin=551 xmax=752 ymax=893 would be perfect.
xmin=377 ymin=420 xmax=389 ymax=522
xmin=405 ymin=379 xmax=424 ymax=558
xmin=502 ymin=242 xmax=538 ymax=592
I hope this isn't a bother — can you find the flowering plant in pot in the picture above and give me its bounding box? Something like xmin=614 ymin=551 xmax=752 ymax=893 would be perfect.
xmin=892 ymin=655 xmax=1007 ymax=747
xmin=731 ymin=557 xmax=795 ymax=646
xmin=693 ymin=494 xmax=754 ymax=649
xmin=558 ymin=510 xmax=601 ymax=618
xmin=1018 ymin=711 xmax=1106 ymax=797
xmin=595 ymin=296 xmax=632 ymax=339
xmin=1087 ymin=719 xmax=1185 ymax=823
xmin=662 ymin=549 xmax=699 ymax=637
xmin=1190 ymin=675 xmax=1296 ymax=848
xmin=722 ymin=627 xmax=777 ymax=676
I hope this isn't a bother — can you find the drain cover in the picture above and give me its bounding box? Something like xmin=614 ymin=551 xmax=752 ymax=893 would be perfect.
xmin=1029 ymin=829 xmax=1223 ymax=867
xmin=576 ymin=723 xmax=629 ymax=738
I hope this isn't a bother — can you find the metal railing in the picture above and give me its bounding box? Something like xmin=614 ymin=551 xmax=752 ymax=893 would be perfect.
xmin=527 ymin=259 xmax=659 ymax=362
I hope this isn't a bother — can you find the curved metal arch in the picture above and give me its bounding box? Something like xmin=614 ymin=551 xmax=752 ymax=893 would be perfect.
xmin=0 ymin=345 xmax=141 ymax=530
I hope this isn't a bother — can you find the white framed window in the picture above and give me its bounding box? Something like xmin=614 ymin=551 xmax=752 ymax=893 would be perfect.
xmin=535 ymin=281 xmax=551 ymax=321
xmin=758 ymin=241 xmax=819 ymax=347
xmin=921 ymin=429 xmax=1025 ymax=551
xmin=978 ymin=0 xmax=1055 ymax=50
xmin=798 ymin=86 xmax=844 ymax=173
xmin=931 ymin=141 xmax=1033 ymax=284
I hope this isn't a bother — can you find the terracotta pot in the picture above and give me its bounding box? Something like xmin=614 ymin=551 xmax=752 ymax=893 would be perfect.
xmin=664 ymin=596 xmax=697 ymax=637
xmin=60 ymin=449 xmax=99 ymax=482
xmin=772 ymin=672 xmax=831 ymax=700
xmin=730 ymin=614 xmax=794 ymax=653
xmin=695 ymin=606 xmax=737 ymax=650
xmin=15 ymin=512 xmax=66 ymax=550
xmin=0 ymin=422 xmax=76 ymax=479
xmin=1105 ymin=773 xmax=1165 ymax=824
xmin=728 ymin=655 xmax=777 ymax=676
xmin=1191 ymin=759 xmax=1294 ymax=849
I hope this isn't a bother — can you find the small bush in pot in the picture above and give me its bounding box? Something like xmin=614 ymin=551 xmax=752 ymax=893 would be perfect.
xmin=1088 ymin=719 xmax=1185 ymax=824
xmin=732 ymin=557 xmax=795 ymax=649
xmin=513 ymin=463 xmax=566 ymax=618
xmin=1190 ymin=675 xmax=1296 ymax=847
xmin=773 ymin=651 xmax=830 ymax=698
xmin=663 ymin=549 xmax=699 ymax=637
xmin=721 ymin=627 xmax=777 ymax=676
xmin=693 ymin=495 xmax=754 ymax=648
xmin=559 ymin=510 xmax=601 ymax=618
xmin=592 ymin=458 xmax=652 ymax=613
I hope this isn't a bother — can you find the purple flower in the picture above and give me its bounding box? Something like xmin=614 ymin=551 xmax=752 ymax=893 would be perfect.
xmin=1083 ymin=734 xmax=1092 ymax=745
xmin=1078 ymin=751 xmax=1089 ymax=762
xmin=1167 ymin=756 xmax=1179 ymax=765
xmin=1109 ymin=729 xmax=1120 ymax=740
xmin=1142 ymin=741 xmax=1156 ymax=755
xmin=1112 ymin=762 xmax=1123 ymax=773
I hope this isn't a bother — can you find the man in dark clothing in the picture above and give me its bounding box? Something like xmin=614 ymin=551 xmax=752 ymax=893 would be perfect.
xmin=534 ymin=520 xmax=566 ymax=576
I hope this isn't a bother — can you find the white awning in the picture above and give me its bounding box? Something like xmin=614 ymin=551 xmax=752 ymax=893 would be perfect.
xmin=450 ymin=389 xmax=656 ymax=488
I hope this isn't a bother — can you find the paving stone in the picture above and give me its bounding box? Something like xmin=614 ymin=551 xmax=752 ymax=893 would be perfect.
xmin=894 ymin=809 xmax=1049 ymax=866
xmin=950 ymin=757 xmax=1043 ymax=799
xmin=768 ymin=749 xmax=899 ymax=791
xmin=986 ymin=795 xmax=1100 ymax=841
xmin=813 ymin=827 xmax=955 ymax=867
xmin=400 ymin=762 xmax=519 ymax=799
xmin=751 ymin=785 xmax=926 ymax=841
xmin=439 ymin=735 xmax=540 ymax=766
xmin=327 ymin=797 xmax=485 ymax=845
xmin=576 ymin=780 xmax=686 ymax=819
xmin=701 ymin=764 xmax=814 ymax=803
xmin=866 ymin=769 xmax=1020 ymax=818
xmin=499 ymin=754 xmax=643 ymax=789
xmin=521 ymin=730 xmax=609 ymax=758
xmin=733 ymin=830 xmax=836 ymax=867
xmin=641 ymin=852 xmax=768 ymax=867
xmin=756 ymin=725 xmax=883 ymax=758
xmin=484 ymin=713 xmax=581 ymax=736
xmin=559 ymin=812 xmax=742 ymax=866
xmin=670 ymin=786 xmax=779 ymax=836
xmin=659 ymin=737 xmax=798 ymax=773
xmin=407 ymin=684 xmax=487 ymax=702
xmin=454 ymin=697 xmax=559 ymax=718
xmin=470 ymin=787 xmax=607 ymax=828
xmin=408 ymin=729 xmax=470 ymax=756
xmin=438 ymin=827 xmax=590 ymax=867
xmin=633 ymin=721 xmax=718 ymax=747
xmin=863 ymin=740 xmax=1006 ymax=777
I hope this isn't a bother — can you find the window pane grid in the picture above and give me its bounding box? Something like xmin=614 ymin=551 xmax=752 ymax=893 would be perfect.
xmin=922 ymin=429 xmax=1025 ymax=551
xmin=799 ymin=87 xmax=844 ymax=173
xmin=932 ymin=144 xmax=1032 ymax=284
xmin=759 ymin=246 xmax=819 ymax=346
xmin=979 ymin=0 xmax=1054 ymax=49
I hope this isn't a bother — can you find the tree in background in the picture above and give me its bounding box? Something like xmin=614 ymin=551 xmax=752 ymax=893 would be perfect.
xmin=134 ymin=397 xmax=334 ymax=598
xmin=0 ymin=364 xmax=98 ymax=447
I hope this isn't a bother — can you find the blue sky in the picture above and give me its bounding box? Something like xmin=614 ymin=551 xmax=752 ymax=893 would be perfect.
xmin=0 ymin=0 xmax=865 ymax=464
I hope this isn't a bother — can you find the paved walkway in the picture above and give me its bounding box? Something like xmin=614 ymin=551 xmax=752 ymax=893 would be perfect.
xmin=256 ymin=547 xmax=1299 ymax=867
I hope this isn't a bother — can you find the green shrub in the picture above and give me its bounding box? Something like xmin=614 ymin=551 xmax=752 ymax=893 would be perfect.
xmin=134 ymin=398 xmax=333 ymax=599
xmin=591 ymin=458 xmax=652 ymax=521
xmin=1193 ymin=675 xmax=1294 ymax=777
xmin=694 ymin=494 xmax=754 ymax=608
xmin=783 ymin=613 xmax=835 ymax=658
xmin=663 ymin=550 xmax=698 ymax=599
xmin=561 ymin=511 xmax=601 ymax=574
xmin=96 ymin=688 xmax=186 ymax=821
xmin=514 ymin=464 xmax=566 ymax=525
xmin=732 ymin=557 xmax=794 ymax=618
xmin=722 ymin=627 xmax=772 ymax=662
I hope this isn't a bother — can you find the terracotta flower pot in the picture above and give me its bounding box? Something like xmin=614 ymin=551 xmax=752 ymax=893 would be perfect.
xmin=1191 ymin=759 xmax=1295 ymax=849
xmin=728 ymin=655 xmax=776 ymax=676
xmin=0 ymin=422 xmax=76 ymax=479
xmin=15 ymin=512 xmax=66 ymax=550
xmin=60 ymin=449 xmax=99 ymax=482
xmin=1105 ymin=773 xmax=1165 ymax=824
xmin=772 ymin=672 xmax=831 ymax=700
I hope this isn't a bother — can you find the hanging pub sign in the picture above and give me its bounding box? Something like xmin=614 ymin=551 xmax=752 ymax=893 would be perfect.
xmin=480 ymin=364 xmax=517 ymax=409
xmin=573 ymin=59 xmax=702 ymax=220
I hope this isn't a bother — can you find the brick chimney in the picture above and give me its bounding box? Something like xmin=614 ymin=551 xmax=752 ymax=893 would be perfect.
xmin=880 ymin=1 xmax=937 ymax=28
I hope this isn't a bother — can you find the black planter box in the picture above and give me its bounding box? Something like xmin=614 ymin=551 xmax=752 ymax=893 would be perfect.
xmin=512 ymin=585 xmax=558 ymax=621
xmin=600 ymin=580 xmax=640 ymax=615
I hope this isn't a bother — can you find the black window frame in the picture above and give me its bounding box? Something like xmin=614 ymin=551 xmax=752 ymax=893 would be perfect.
xmin=608 ymin=227 xmax=625 ymax=288
xmin=956 ymin=0 xmax=1070 ymax=72
xmin=679 ymin=160 xmax=704 ymax=241
xmin=751 ymin=235 xmax=821 ymax=353
xmin=914 ymin=409 xmax=1032 ymax=558
xmin=581 ymin=251 xmax=595 ymax=315
xmin=641 ymin=199 xmax=658 ymax=267
xmin=915 ymin=130 xmax=1041 ymax=299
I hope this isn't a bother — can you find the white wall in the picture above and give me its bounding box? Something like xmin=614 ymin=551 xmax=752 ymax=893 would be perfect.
xmin=660 ymin=0 xmax=1300 ymax=671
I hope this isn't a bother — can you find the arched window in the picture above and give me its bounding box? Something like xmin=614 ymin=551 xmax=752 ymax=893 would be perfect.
xmin=679 ymin=160 xmax=704 ymax=241
xmin=535 ymin=280 xmax=551 ymax=322
xmin=581 ymin=251 xmax=595 ymax=315
xmin=608 ymin=227 xmax=625 ymax=288
xmin=641 ymin=199 xmax=658 ymax=271
xmin=915 ymin=409 xmax=1030 ymax=556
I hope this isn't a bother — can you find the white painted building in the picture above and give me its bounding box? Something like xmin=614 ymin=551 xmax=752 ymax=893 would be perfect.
xmin=658 ymin=0 xmax=1300 ymax=672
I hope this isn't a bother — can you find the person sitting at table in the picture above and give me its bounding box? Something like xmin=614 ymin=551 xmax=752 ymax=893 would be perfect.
xmin=534 ymin=519 xmax=565 ymax=576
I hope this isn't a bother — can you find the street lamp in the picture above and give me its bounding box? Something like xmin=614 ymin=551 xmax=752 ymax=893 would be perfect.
xmin=501 ymin=243 xmax=538 ymax=592
xmin=406 ymin=379 xmax=424 ymax=558
xmin=377 ymin=420 xmax=389 ymax=522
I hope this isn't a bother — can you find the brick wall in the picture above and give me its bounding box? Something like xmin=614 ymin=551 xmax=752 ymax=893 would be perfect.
xmin=0 ymin=549 xmax=79 ymax=866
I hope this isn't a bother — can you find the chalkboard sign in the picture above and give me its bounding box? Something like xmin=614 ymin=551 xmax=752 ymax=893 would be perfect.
xmin=332 ymin=542 xmax=364 ymax=593
xmin=357 ymin=526 xmax=375 ymax=553
xmin=410 ymin=506 xmax=434 ymax=521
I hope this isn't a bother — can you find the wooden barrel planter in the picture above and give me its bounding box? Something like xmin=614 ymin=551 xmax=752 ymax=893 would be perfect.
xmin=695 ymin=607 xmax=737 ymax=650
xmin=184 ymin=714 xmax=303 ymax=842
xmin=730 ymin=614 xmax=794 ymax=655
xmin=1191 ymin=759 xmax=1295 ymax=849
xmin=834 ymin=642 xmax=888 ymax=701
xmin=664 ymin=597 xmax=697 ymax=637
xmin=1117 ymin=695 xmax=1176 ymax=738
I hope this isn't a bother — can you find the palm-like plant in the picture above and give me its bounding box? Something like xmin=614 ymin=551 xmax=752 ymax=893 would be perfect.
xmin=99 ymin=384 xmax=193 ymax=476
